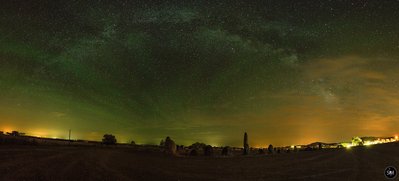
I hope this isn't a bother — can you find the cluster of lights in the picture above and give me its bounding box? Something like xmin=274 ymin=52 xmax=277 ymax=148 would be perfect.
xmin=290 ymin=145 xmax=302 ymax=149
xmin=342 ymin=135 xmax=399 ymax=149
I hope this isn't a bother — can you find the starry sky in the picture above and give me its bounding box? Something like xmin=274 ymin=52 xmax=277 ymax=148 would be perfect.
xmin=1 ymin=1 xmax=399 ymax=147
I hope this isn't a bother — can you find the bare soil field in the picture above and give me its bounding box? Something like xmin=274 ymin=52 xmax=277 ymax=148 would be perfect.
xmin=1 ymin=143 xmax=398 ymax=181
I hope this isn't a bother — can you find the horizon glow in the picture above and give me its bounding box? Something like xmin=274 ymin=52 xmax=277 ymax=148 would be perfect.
xmin=1 ymin=1 xmax=399 ymax=147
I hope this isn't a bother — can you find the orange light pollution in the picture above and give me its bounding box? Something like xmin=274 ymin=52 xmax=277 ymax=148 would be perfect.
xmin=2 ymin=56 xmax=399 ymax=147
xmin=0 ymin=2 xmax=398 ymax=148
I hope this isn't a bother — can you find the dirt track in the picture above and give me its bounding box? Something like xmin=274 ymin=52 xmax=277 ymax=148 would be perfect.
xmin=1 ymin=143 xmax=398 ymax=181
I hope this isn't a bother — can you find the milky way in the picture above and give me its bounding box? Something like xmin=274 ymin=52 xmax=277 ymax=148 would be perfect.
xmin=1 ymin=1 xmax=399 ymax=146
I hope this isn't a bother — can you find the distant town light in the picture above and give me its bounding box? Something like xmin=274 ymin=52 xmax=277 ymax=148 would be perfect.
xmin=364 ymin=141 xmax=372 ymax=146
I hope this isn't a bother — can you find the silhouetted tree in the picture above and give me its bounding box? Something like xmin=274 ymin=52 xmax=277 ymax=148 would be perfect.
xmin=268 ymin=144 xmax=274 ymax=154
xmin=190 ymin=142 xmax=207 ymax=150
xmin=204 ymin=145 xmax=213 ymax=156
xmin=352 ymin=137 xmax=363 ymax=146
xmin=160 ymin=139 xmax=165 ymax=146
xmin=11 ymin=131 xmax=19 ymax=136
xmin=258 ymin=148 xmax=265 ymax=154
xmin=221 ymin=146 xmax=230 ymax=156
xmin=0 ymin=131 xmax=3 ymax=135
xmin=164 ymin=136 xmax=176 ymax=155
xmin=102 ymin=134 xmax=117 ymax=145
xmin=7 ymin=131 xmax=24 ymax=136
xmin=131 ymin=141 xmax=136 ymax=145
xmin=243 ymin=132 xmax=249 ymax=155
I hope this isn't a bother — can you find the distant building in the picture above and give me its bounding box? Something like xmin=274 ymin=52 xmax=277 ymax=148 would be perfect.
xmin=340 ymin=136 xmax=398 ymax=148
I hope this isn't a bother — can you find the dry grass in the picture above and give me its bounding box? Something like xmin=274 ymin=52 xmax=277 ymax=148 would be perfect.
xmin=1 ymin=142 xmax=398 ymax=180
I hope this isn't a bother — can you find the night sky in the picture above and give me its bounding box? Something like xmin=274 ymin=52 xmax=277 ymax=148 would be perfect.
xmin=1 ymin=1 xmax=399 ymax=147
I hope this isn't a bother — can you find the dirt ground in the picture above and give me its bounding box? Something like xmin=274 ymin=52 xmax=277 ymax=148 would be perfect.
xmin=1 ymin=143 xmax=398 ymax=181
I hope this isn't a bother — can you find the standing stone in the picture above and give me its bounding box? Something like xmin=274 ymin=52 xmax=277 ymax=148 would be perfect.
xmin=190 ymin=149 xmax=198 ymax=156
xmin=204 ymin=145 xmax=213 ymax=156
xmin=243 ymin=132 xmax=249 ymax=155
xmin=221 ymin=146 xmax=230 ymax=156
xmin=268 ymin=144 xmax=274 ymax=154
xmin=164 ymin=136 xmax=176 ymax=155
